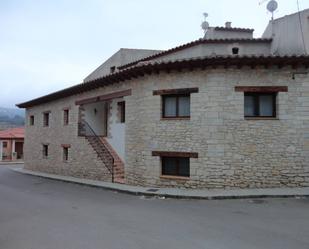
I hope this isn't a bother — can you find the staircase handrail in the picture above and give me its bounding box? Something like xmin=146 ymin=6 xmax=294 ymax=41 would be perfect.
xmin=78 ymin=120 xmax=114 ymax=182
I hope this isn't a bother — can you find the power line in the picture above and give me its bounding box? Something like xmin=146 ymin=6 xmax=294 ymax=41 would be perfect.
xmin=297 ymin=0 xmax=307 ymax=54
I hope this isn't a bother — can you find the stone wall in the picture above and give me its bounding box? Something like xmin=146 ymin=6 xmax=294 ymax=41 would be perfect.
xmin=24 ymin=66 xmax=309 ymax=189
xmin=125 ymin=67 xmax=309 ymax=189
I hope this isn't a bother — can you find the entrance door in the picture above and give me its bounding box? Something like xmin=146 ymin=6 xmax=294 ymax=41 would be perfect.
xmin=15 ymin=142 xmax=23 ymax=159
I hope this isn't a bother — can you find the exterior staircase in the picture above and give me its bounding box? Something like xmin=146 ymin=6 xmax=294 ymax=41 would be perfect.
xmin=100 ymin=138 xmax=125 ymax=184
xmin=78 ymin=121 xmax=125 ymax=184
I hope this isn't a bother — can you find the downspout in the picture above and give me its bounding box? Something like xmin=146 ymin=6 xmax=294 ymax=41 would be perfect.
xmin=0 ymin=141 xmax=2 ymax=161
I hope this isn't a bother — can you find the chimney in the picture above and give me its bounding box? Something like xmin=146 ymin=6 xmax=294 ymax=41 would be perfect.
xmin=225 ymin=22 xmax=232 ymax=28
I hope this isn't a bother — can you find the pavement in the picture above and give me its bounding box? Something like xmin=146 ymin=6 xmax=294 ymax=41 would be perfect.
xmin=0 ymin=164 xmax=309 ymax=249
xmin=12 ymin=167 xmax=309 ymax=200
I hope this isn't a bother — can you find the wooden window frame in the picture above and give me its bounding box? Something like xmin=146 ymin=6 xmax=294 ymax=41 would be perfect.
xmin=43 ymin=112 xmax=50 ymax=127
xmin=152 ymin=151 xmax=198 ymax=158
xmin=29 ymin=115 xmax=34 ymax=126
xmin=2 ymin=142 xmax=7 ymax=148
xmin=235 ymin=86 xmax=288 ymax=93
xmin=63 ymin=109 xmax=69 ymax=126
xmin=161 ymin=157 xmax=190 ymax=178
xmin=152 ymin=151 xmax=198 ymax=179
xmin=162 ymin=94 xmax=190 ymax=119
xmin=244 ymin=92 xmax=277 ymax=118
xmin=117 ymin=101 xmax=125 ymax=123
xmin=153 ymin=87 xmax=199 ymax=96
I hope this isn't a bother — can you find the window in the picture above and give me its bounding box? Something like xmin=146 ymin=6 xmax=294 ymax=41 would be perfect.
xmin=2 ymin=142 xmax=7 ymax=148
xmin=244 ymin=93 xmax=276 ymax=117
xmin=42 ymin=144 xmax=48 ymax=158
xmin=162 ymin=157 xmax=190 ymax=177
xmin=110 ymin=66 xmax=116 ymax=73
xmin=162 ymin=95 xmax=190 ymax=118
xmin=29 ymin=115 xmax=34 ymax=126
xmin=63 ymin=147 xmax=69 ymax=161
xmin=232 ymin=47 xmax=239 ymax=55
xmin=43 ymin=112 xmax=50 ymax=127
xmin=63 ymin=109 xmax=69 ymax=125
xmin=118 ymin=101 xmax=125 ymax=123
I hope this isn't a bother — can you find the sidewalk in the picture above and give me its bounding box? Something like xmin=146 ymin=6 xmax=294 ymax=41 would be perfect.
xmin=12 ymin=167 xmax=309 ymax=200
xmin=0 ymin=161 xmax=24 ymax=165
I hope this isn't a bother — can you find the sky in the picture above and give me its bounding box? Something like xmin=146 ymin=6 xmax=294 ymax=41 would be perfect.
xmin=1 ymin=0 xmax=309 ymax=108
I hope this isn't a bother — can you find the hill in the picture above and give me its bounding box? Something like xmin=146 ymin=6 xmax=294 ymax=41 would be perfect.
xmin=0 ymin=107 xmax=25 ymax=130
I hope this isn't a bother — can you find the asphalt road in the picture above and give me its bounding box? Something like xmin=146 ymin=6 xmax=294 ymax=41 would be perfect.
xmin=0 ymin=165 xmax=309 ymax=249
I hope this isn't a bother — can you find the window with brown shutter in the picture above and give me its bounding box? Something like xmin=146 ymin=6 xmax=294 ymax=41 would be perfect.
xmin=29 ymin=115 xmax=34 ymax=126
xmin=63 ymin=109 xmax=69 ymax=125
xmin=118 ymin=101 xmax=125 ymax=123
xmin=43 ymin=112 xmax=50 ymax=127
xmin=42 ymin=144 xmax=49 ymax=158
xmin=63 ymin=147 xmax=69 ymax=161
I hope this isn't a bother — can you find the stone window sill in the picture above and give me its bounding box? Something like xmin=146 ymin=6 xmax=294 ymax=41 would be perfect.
xmin=160 ymin=175 xmax=190 ymax=181
xmin=245 ymin=117 xmax=279 ymax=120
xmin=161 ymin=117 xmax=190 ymax=121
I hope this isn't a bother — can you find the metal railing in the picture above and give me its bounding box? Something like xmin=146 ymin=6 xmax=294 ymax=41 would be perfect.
xmin=78 ymin=120 xmax=114 ymax=182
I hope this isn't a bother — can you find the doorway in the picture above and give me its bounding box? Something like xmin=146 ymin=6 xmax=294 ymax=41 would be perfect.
xmin=15 ymin=142 xmax=23 ymax=159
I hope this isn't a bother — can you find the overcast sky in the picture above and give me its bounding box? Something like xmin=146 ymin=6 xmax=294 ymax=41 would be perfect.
xmin=1 ymin=0 xmax=309 ymax=108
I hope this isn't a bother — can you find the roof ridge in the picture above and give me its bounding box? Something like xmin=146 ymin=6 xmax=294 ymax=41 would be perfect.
xmin=214 ymin=26 xmax=254 ymax=32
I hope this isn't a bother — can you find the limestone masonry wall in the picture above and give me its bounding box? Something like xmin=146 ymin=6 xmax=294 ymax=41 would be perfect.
xmin=24 ymin=67 xmax=309 ymax=189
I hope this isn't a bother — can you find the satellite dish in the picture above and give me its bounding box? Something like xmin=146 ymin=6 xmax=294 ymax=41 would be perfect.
xmin=267 ymin=0 xmax=278 ymax=13
xmin=201 ymin=13 xmax=209 ymax=34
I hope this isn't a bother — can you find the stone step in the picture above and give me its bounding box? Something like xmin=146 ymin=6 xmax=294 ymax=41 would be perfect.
xmin=86 ymin=136 xmax=125 ymax=184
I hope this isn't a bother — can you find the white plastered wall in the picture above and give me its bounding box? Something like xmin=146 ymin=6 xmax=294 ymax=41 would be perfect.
xmin=84 ymin=102 xmax=106 ymax=136
xmin=107 ymin=98 xmax=125 ymax=161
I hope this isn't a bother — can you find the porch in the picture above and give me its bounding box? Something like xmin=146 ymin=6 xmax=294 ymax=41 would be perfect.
xmin=76 ymin=89 xmax=131 ymax=183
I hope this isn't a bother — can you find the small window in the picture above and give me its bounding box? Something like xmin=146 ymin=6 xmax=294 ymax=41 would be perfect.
xmin=42 ymin=144 xmax=48 ymax=158
xmin=232 ymin=47 xmax=239 ymax=55
xmin=43 ymin=112 xmax=50 ymax=127
xmin=63 ymin=147 xmax=69 ymax=161
xmin=244 ymin=93 xmax=276 ymax=117
xmin=2 ymin=142 xmax=7 ymax=148
xmin=162 ymin=157 xmax=190 ymax=177
xmin=118 ymin=101 xmax=125 ymax=123
xmin=163 ymin=95 xmax=190 ymax=118
xmin=110 ymin=66 xmax=116 ymax=73
xmin=63 ymin=109 xmax=69 ymax=125
xmin=29 ymin=115 xmax=34 ymax=126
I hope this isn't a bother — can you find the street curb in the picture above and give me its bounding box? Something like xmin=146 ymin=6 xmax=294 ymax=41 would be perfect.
xmin=0 ymin=162 xmax=24 ymax=165
xmin=11 ymin=168 xmax=309 ymax=200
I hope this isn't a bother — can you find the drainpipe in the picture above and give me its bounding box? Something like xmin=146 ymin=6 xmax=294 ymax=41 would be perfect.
xmin=12 ymin=140 xmax=15 ymax=161
xmin=0 ymin=141 xmax=2 ymax=161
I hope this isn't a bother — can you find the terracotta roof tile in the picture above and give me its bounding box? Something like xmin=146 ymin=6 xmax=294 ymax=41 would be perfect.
xmin=0 ymin=127 xmax=24 ymax=139
xmin=214 ymin=27 xmax=254 ymax=32
xmin=16 ymin=55 xmax=309 ymax=108
xmin=118 ymin=38 xmax=272 ymax=70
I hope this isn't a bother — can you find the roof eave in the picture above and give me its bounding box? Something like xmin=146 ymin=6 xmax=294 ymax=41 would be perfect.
xmin=16 ymin=55 xmax=309 ymax=109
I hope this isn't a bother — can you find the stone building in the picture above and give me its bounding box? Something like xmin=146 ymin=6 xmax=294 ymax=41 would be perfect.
xmin=17 ymin=9 xmax=309 ymax=189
